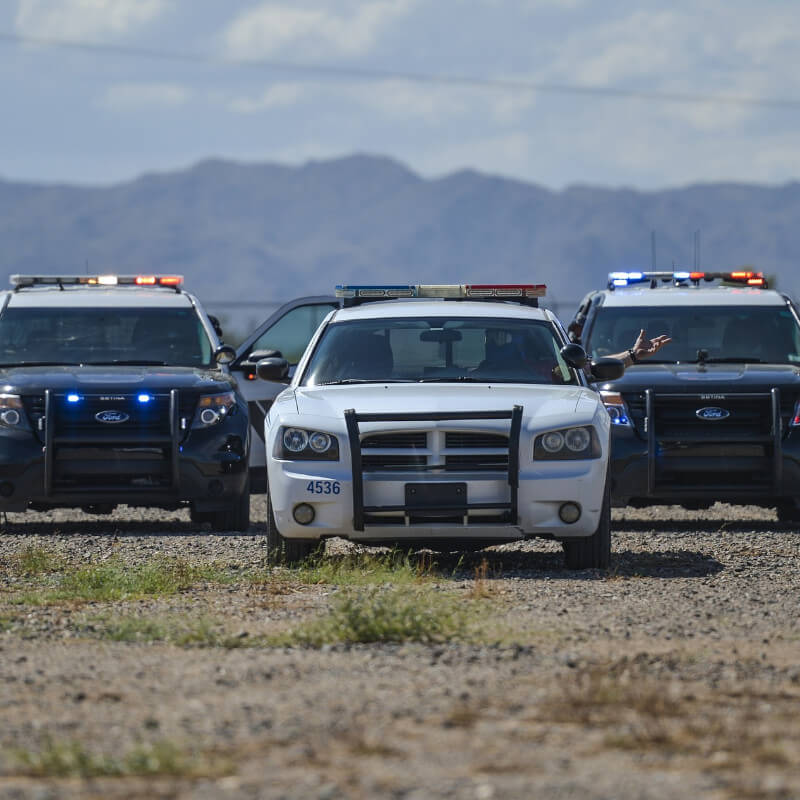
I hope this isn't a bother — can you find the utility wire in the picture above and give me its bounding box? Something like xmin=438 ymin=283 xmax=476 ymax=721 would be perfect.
xmin=1 ymin=30 xmax=799 ymax=110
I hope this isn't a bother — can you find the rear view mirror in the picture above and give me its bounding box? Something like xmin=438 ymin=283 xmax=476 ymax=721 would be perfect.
xmin=590 ymin=357 xmax=625 ymax=381
xmin=256 ymin=357 xmax=290 ymax=382
xmin=420 ymin=329 xmax=462 ymax=343
xmin=559 ymin=343 xmax=588 ymax=369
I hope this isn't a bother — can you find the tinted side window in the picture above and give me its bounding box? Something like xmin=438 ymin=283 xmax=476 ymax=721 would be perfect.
xmin=250 ymin=304 xmax=336 ymax=365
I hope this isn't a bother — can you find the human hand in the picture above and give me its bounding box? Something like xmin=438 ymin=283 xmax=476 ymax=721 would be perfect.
xmin=632 ymin=329 xmax=672 ymax=360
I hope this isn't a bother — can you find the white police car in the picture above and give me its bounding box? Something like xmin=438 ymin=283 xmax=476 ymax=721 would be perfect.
xmin=261 ymin=284 xmax=624 ymax=568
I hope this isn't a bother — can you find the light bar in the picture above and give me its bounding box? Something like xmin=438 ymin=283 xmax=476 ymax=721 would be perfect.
xmin=335 ymin=283 xmax=547 ymax=301
xmin=10 ymin=274 xmax=184 ymax=288
xmin=607 ymin=270 xmax=767 ymax=289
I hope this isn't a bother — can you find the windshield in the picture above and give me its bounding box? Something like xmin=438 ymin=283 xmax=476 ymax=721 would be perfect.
xmin=587 ymin=305 xmax=800 ymax=364
xmin=301 ymin=316 xmax=578 ymax=386
xmin=0 ymin=307 xmax=214 ymax=367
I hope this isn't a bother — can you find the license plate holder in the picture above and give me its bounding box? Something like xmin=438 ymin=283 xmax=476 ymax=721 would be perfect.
xmin=405 ymin=482 xmax=467 ymax=516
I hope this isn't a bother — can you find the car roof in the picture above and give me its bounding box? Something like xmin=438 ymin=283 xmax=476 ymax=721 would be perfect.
xmin=4 ymin=287 xmax=196 ymax=309
xmin=330 ymin=300 xmax=553 ymax=322
xmin=600 ymin=287 xmax=786 ymax=308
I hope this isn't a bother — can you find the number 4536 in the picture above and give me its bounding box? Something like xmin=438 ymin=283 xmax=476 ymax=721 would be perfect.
xmin=306 ymin=480 xmax=341 ymax=495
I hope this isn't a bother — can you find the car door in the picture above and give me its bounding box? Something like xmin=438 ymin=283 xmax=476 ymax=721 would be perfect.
xmin=232 ymin=296 xmax=339 ymax=490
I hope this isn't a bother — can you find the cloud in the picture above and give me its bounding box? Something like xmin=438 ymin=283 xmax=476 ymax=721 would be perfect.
xmin=228 ymin=83 xmax=308 ymax=113
xmin=101 ymin=83 xmax=190 ymax=111
xmin=222 ymin=1 xmax=417 ymax=59
xmin=15 ymin=0 xmax=165 ymax=39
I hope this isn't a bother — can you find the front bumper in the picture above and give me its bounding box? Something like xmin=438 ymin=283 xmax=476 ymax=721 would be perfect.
xmin=609 ymin=388 xmax=800 ymax=506
xmin=0 ymin=405 xmax=249 ymax=512
xmin=268 ymin=406 xmax=607 ymax=543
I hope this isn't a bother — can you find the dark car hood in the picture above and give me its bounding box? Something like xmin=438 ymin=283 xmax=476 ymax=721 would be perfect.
xmin=596 ymin=362 xmax=800 ymax=394
xmin=0 ymin=365 xmax=234 ymax=394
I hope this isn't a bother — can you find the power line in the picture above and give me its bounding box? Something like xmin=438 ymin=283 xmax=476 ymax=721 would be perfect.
xmin=2 ymin=30 xmax=799 ymax=110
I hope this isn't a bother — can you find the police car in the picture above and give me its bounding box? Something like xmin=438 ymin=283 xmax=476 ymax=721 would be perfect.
xmin=260 ymin=284 xmax=624 ymax=568
xmin=0 ymin=275 xmax=250 ymax=529
xmin=569 ymin=270 xmax=800 ymax=518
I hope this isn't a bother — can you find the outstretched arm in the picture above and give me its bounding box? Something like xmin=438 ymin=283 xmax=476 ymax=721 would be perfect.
xmin=610 ymin=329 xmax=672 ymax=367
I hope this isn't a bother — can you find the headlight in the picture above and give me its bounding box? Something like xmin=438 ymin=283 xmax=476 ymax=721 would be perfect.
xmin=600 ymin=391 xmax=632 ymax=427
xmin=191 ymin=391 xmax=236 ymax=428
xmin=534 ymin=426 xmax=600 ymax=460
xmin=275 ymin=427 xmax=340 ymax=460
xmin=0 ymin=394 xmax=26 ymax=429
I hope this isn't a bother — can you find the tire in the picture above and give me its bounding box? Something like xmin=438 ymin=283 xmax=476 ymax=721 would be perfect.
xmin=189 ymin=506 xmax=214 ymax=526
xmin=209 ymin=475 xmax=251 ymax=532
xmin=776 ymin=501 xmax=800 ymax=523
xmin=561 ymin=477 xmax=611 ymax=570
xmin=266 ymin=484 xmax=318 ymax=565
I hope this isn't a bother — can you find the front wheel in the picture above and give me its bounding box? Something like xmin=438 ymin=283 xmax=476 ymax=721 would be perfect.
xmin=266 ymin=484 xmax=318 ymax=565
xmin=561 ymin=478 xmax=611 ymax=570
xmin=209 ymin=476 xmax=251 ymax=532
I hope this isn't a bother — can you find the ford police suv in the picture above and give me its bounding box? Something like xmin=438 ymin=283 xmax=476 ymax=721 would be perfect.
xmin=260 ymin=284 xmax=624 ymax=568
xmin=569 ymin=270 xmax=800 ymax=519
xmin=0 ymin=275 xmax=250 ymax=529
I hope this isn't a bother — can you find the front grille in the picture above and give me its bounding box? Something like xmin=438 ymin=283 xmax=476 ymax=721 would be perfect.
xmin=31 ymin=390 xmax=199 ymax=494
xmin=361 ymin=432 xmax=426 ymax=448
xmin=359 ymin=427 xmax=512 ymax=473
xmin=446 ymin=432 xmax=509 ymax=448
xmin=362 ymin=454 xmax=427 ymax=470
xmin=624 ymin=390 xmax=783 ymax=493
xmin=445 ymin=454 xmax=508 ymax=471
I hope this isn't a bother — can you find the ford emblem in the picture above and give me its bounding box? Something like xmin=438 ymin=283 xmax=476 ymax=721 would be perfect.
xmin=95 ymin=410 xmax=129 ymax=424
xmin=696 ymin=406 xmax=730 ymax=421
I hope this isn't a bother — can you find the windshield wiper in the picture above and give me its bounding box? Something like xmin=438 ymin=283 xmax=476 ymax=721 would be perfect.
xmin=0 ymin=361 xmax=80 ymax=367
xmin=685 ymin=357 xmax=763 ymax=364
xmin=416 ymin=376 xmax=486 ymax=383
xmin=82 ymin=360 xmax=169 ymax=366
xmin=317 ymin=378 xmax=408 ymax=385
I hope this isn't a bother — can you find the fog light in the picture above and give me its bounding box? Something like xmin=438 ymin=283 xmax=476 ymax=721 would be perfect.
xmin=559 ymin=502 xmax=581 ymax=524
xmin=293 ymin=503 xmax=315 ymax=525
xmin=0 ymin=409 xmax=20 ymax=426
xmin=200 ymin=408 xmax=220 ymax=425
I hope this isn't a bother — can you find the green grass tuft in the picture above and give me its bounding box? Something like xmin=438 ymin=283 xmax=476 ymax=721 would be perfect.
xmin=12 ymin=557 xmax=232 ymax=605
xmin=277 ymin=584 xmax=474 ymax=646
xmin=6 ymin=545 xmax=65 ymax=577
xmin=12 ymin=738 xmax=232 ymax=778
xmin=80 ymin=613 xmax=259 ymax=649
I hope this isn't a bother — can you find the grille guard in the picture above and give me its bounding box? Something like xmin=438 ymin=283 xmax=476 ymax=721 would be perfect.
xmin=344 ymin=406 xmax=523 ymax=531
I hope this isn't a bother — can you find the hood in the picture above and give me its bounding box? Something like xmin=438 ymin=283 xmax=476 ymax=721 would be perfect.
xmin=598 ymin=362 xmax=800 ymax=394
xmin=0 ymin=365 xmax=233 ymax=394
xmin=292 ymin=383 xmax=595 ymax=426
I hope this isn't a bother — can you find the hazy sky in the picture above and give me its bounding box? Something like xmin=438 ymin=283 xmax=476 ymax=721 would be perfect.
xmin=2 ymin=0 xmax=799 ymax=188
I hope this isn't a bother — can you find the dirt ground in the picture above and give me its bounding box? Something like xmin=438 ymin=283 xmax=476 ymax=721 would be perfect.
xmin=1 ymin=500 xmax=799 ymax=799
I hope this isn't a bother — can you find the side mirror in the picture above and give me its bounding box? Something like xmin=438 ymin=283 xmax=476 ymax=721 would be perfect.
xmin=590 ymin=357 xmax=625 ymax=381
xmin=214 ymin=345 xmax=236 ymax=365
xmin=559 ymin=343 xmax=588 ymax=369
xmin=246 ymin=349 xmax=283 ymax=363
xmin=256 ymin=357 xmax=290 ymax=382
xmin=208 ymin=315 xmax=224 ymax=339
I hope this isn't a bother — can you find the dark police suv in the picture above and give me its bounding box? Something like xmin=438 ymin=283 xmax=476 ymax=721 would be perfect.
xmin=0 ymin=274 xmax=250 ymax=529
xmin=569 ymin=270 xmax=800 ymax=520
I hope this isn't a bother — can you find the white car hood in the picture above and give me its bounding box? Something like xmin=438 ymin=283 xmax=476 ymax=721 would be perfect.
xmin=291 ymin=383 xmax=594 ymax=427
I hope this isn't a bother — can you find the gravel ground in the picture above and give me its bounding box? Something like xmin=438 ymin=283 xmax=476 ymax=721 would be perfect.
xmin=1 ymin=500 xmax=799 ymax=799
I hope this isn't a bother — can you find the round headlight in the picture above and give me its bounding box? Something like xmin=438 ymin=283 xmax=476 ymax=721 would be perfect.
xmin=0 ymin=409 xmax=20 ymax=426
xmin=283 ymin=428 xmax=309 ymax=453
xmin=564 ymin=427 xmax=591 ymax=452
xmin=541 ymin=431 xmax=564 ymax=453
xmin=308 ymin=431 xmax=332 ymax=453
